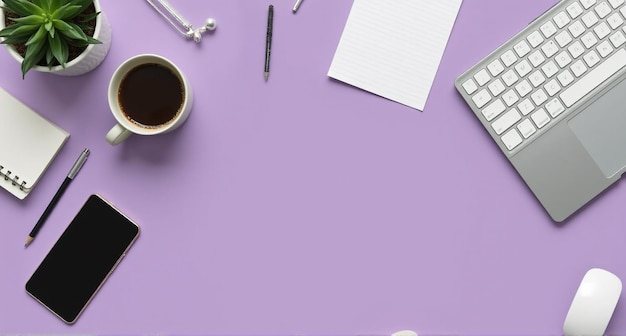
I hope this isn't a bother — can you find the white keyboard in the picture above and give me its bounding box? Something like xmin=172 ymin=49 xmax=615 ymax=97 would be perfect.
xmin=455 ymin=0 xmax=626 ymax=153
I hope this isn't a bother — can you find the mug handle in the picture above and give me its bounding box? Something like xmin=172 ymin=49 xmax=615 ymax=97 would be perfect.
xmin=106 ymin=123 xmax=132 ymax=145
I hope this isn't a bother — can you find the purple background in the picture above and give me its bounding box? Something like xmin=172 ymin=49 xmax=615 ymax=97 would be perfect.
xmin=1 ymin=0 xmax=625 ymax=334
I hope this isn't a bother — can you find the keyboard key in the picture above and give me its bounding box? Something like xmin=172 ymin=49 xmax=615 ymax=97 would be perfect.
xmin=531 ymin=108 xmax=551 ymax=128
xmin=488 ymin=79 xmax=506 ymax=96
xmin=610 ymin=31 xmax=626 ymax=47
xmin=545 ymin=98 xmax=565 ymax=117
xmin=556 ymin=51 xmax=572 ymax=68
xmin=545 ymin=79 xmax=562 ymax=96
xmin=596 ymin=40 xmax=614 ymax=57
xmin=560 ymin=48 xmax=626 ymax=107
xmin=527 ymin=31 xmax=544 ymax=48
xmin=542 ymin=40 xmax=559 ymax=57
xmin=517 ymin=118 xmax=537 ymax=138
xmin=542 ymin=60 xmax=559 ymax=77
xmin=571 ymin=60 xmax=588 ymax=77
xmin=568 ymin=41 xmax=585 ymax=58
xmin=515 ymin=79 xmax=533 ymax=97
xmin=569 ymin=20 xmax=586 ymax=37
xmin=487 ymin=59 xmax=505 ymax=76
xmin=555 ymin=30 xmax=573 ymax=47
xmin=567 ymin=2 xmax=584 ymax=18
xmin=474 ymin=69 xmax=490 ymax=86
xmin=541 ymin=61 xmax=559 ymax=78
xmin=583 ymin=50 xmax=601 ymax=67
xmin=492 ymin=109 xmax=521 ymax=135
xmin=557 ymin=69 xmax=575 ymax=86
xmin=517 ymin=98 xmax=535 ymax=115
xmin=529 ymin=70 xmax=546 ymax=87
xmin=529 ymin=50 xmax=546 ymax=67
xmin=462 ymin=79 xmax=478 ymax=95
xmin=531 ymin=88 xmax=549 ymax=106
xmin=514 ymin=40 xmax=531 ymax=57
xmin=501 ymin=50 xmax=518 ymax=67
xmin=541 ymin=21 xmax=558 ymax=38
xmin=502 ymin=69 xmax=520 ymax=86
xmin=501 ymin=128 xmax=523 ymax=150
xmin=595 ymin=1 xmax=612 ymax=18
xmin=515 ymin=59 xmax=532 ymax=77
xmin=502 ymin=89 xmax=519 ymax=107
xmin=607 ymin=12 xmax=624 ymax=29
xmin=472 ymin=89 xmax=492 ymax=109
xmin=554 ymin=11 xmax=571 ymax=28
xmin=609 ymin=0 xmax=624 ymax=8
xmin=482 ymin=99 xmax=506 ymax=121
xmin=582 ymin=11 xmax=599 ymax=27
xmin=581 ymin=0 xmax=597 ymax=10
xmin=594 ymin=21 xmax=611 ymax=39
xmin=581 ymin=31 xmax=599 ymax=48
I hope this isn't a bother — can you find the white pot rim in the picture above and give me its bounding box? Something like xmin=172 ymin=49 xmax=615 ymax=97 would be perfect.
xmin=0 ymin=0 xmax=104 ymax=72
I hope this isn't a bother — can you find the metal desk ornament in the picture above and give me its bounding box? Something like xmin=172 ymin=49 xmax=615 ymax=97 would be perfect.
xmin=146 ymin=0 xmax=216 ymax=43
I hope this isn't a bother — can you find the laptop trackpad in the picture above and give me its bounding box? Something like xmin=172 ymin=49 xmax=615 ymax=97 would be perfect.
xmin=569 ymin=79 xmax=626 ymax=178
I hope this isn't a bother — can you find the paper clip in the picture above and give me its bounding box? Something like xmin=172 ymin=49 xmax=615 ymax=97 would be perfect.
xmin=146 ymin=0 xmax=216 ymax=43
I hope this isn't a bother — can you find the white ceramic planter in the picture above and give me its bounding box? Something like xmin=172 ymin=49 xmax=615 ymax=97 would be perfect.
xmin=0 ymin=0 xmax=112 ymax=76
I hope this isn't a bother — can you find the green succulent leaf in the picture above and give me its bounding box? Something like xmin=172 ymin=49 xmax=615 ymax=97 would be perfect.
xmin=21 ymin=30 xmax=48 ymax=78
xmin=79 ymin=11 xmax=99 ymax=22
xmin=0 ymin=35 xmax=28 ymax=45
xmin=85 ymin=35 xmax=101 ymax=44
xmin=51 ymin=18 xmax=72 ymax=31
xmin=72 ymin=0 xmax=93 ymax=12
xmin=62 ymin=0 xmax=92 ymax=19
xmin=45 ymin=47 xmax=54 ymax=65
xmin=9 ymin=14 xmax=45 ymax=25
xmin=31 ymin=0 xmax=49 ymax=12
xmin=61 ymin=22 xmax=88 ymax=42
xmin=49 ymin=0 xmax=64 ymax=11
xmin=48 ymin=32 xmax=68 ymax=67
xmin=0 ymin=23 xmax=37 ymax=38
xmin=25 ymin=25 xmax=47 ymax=47
xmin=2 ymin=0 xmax=44 ymax=17
xmin=53 ymin=4 xmax=82 ymax=19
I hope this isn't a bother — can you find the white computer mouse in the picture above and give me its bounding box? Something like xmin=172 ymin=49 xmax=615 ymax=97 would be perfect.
xmin=563 ymin=268 xmax=622 ymax=336
xmin=391 ymin=330 xmax=418 ymax=336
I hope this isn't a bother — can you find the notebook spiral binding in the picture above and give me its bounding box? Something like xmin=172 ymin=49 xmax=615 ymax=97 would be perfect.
xmin=0 ymin=165 xmax=27 ymax=190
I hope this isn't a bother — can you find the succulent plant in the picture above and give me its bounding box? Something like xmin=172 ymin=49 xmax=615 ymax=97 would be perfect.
xmin=0 ymin=0 xmax=101 ymax=78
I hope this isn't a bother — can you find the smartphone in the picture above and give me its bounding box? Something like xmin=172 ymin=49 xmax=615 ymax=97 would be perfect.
xmin=25 ymin=194 xmax=140 ymax=324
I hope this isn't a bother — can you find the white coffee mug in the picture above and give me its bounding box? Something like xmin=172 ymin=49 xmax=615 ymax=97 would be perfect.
xmin=106 ymin=54 xmax=193 ymax=145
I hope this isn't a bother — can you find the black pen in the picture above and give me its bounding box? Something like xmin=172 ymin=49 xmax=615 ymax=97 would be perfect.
xmin=264 ymin=4 xmax=274 ymax=80
xmin=25 ymin=148 xmax=90 ymax=247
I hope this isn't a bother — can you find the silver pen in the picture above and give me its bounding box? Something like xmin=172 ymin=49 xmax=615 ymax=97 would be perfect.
xmin=293 ymin=0 xmax=304 ymax=12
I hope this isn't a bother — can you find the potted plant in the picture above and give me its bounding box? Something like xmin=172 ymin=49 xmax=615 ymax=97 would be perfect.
xmin=0 ymin=0 xmax=111 ymax=78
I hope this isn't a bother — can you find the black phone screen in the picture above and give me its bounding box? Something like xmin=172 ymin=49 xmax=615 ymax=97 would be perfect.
xmin=25 ymin=194 xmax=140 ymax=324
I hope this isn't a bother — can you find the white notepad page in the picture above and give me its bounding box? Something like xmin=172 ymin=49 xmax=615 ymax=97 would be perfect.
xmin=328 ymin=0 xmax=463 ymax=111
xmin=0 ymin=87 xmax=69 ymax=199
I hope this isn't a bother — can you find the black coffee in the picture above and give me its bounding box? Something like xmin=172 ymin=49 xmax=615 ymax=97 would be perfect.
xmin=118 ymin=63 xmax=184 ymax=128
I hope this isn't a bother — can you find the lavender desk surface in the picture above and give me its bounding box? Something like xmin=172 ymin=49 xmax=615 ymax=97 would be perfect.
xmin=1 ymin=0 xmax=624 ymax=334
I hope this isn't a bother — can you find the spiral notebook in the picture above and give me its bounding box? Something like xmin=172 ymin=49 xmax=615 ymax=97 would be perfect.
xmin=0 ymin=87 xmax=69 ymax=199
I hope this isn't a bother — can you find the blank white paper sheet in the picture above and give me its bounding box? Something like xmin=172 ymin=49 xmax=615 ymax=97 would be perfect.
xmin=328 ymin=0 xmax=463 ymax=111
